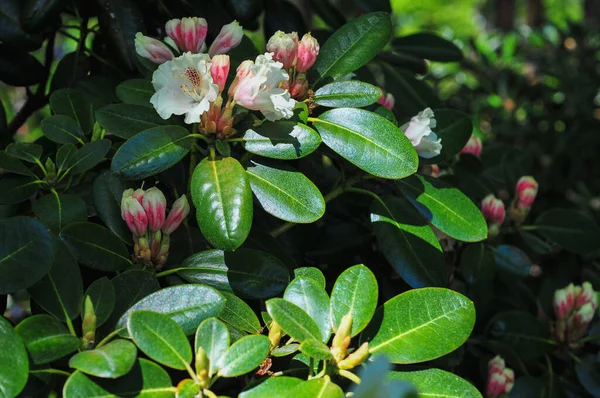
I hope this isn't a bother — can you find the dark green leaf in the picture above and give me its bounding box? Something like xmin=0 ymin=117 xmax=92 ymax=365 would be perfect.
xmin=195 ymin=317 xmax=229 ymax=376
xmin=69 ymin=340 xmax=137 ymax=378
xmin=284 ymin=277 xmax=331 ymax=342
xmin=0 ymin=175 xmax=42 ymax=204
xmin=96 ymin=104 xmax=169 ymax=139
xmin=0 ymin=316 xmax=29 ymax=397
xmin=493 ymin=245 xmax=532 ymax=278
xmin=84 ymin=277 xmax=116 ymax=327
xmin=20 ymin=0 xmax=69 ymax=32
xmin=50 ymin=88 xmax=94 ymax=134
xmin=392 ymin=33 xmax=463 ymax=62
xmin=534 ymin=209 xmax=600 ymax=255
xmin=218 ymin=291 xmax=261 ymax=333
xmin=459 ymin=243 xmax=495 ymax=284
xmin=217 ymin=334 xmax=270 ymax=377
xmin=56 ymin=144 xmax=77 ymax=173
xmin=378 ymin=50 xmax=428 ymax=75
xmin=0 ymin=151 xmax=34 ymax=176
xmin=92 ymin=171 xmax=133 ymax=245
xmin=15 ymin=315 xmax=81 ymax=364
xmin=116 ymin=79 xmax=154 ymax=106
xmin=241 ymin=121 xmax=321 ymax=160
xmin=6 ymin=142 xmax=42 ymax=163
xmin=314 ymin=81 xmax=381 ymax=108
xmin=240 ymin=376 xmax=303 ymax=398
xmin=575 ymin=357 xmax=600 ymax=398
xmin=382 ymin=64 xmax=442 ymax=119
xmin=33 ymin=192 xmax=87 ymax=232
xmin=41 ymin=115 xmax=85 ymax=144
xmin=425 ymin=109 xmax=473 ymax=162
xmin=0 ymin=45 xmax=44 ymax=85
xmin=389 ymin=369 xmax=481 ymax=397
xmin=266 ymin=298 xmax=322 ymax=343
xmin=69 ymin=139 xmax=111 ymax=175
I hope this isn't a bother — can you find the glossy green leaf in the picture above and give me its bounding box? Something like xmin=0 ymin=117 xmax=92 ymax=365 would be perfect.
xmin=69 ymin=340 xmax=137 ymax=378
xmin=0 ymin=175 xmax=41 ymax=204
xmin=112 ymin=125 xmax=193 ymax=180
xmin=33 ymin=192 xmax=87 ymax=232
xmin=217 ymin=334 xmax=270 ymax=377
xmin=389 ymin=369 xmax=481 ymax=398
xmin=195 ymin=317 xmax=229 ymax=376
xmin=240 ymin=377 xmax=303 ymax=398
xmin=266 ymin=298 xmax=322 ymax=343
xmin=84 ymin=277 xmax=116 ymax=327
xmin=459 ymin=243 xmax=495 ymax=284
xmin=247 ymin=160 xmax=325 ymax=223
xmin=392 ymin=33 xmax=463 ymax=62
xmin=95 ymin=104 xmax=168 ymax=139
xmin=314 ymin=81 xmax=381 ymax=108
xmin=117 ymin=285 xmax=225 ymax=336
xmin=0 ymin=316 xmax=29 ymax=398
xmin=92 ymin=171 xmax=133 ymax=244
xmin=397 ymin=174 xmax=487 ymax=242
xmin=41 ymin=115 xmax=85 ymax=144
xmin=218 ymin=291 xmax=261 ymax=333
xmin=330 ymin=264 xmax=378 ymax=337
xmin=56 ymin=144 xmax=77 ymax=173
xmin=128 ymin=310 xmax=192 ymax=370
xmin=0 ymin=216 xmax=55 ymax=294
xmin=299 ymin=339 xmax=332 ymax=360
xmin=284 ymin=277 xmax=331 ymax=342
xmin=28 ymin=240 xmax=83 ymax=321
xmin=241 ymin=121 xmax=321 ymax=160
xmin=425 ymin=109 xmax=473 ymax=162
xmin=50 ymin=89 xmax=94 ymax=134
xmin=191 ymin=157 xmax=253 ymax=251
xmin=285 ymin=377 xmax=344 ymax=398
xmin=293 ymin=267 xmax=326 ymax=288
xmin=534 ymin=208 xmax=600 ymax=255
xmin=178 ymin=249 xmax=289 ymax=299
xmin=0 ymin=151 xmax=34 ymax=176
xmin=371 ymin=195 xmax=446 ymax=288
xmin=116 ymin=79 xmax=154 ymax=106
xmin=312 ymin=12 xmax=391 ymax=83
xmin=15 ymin=315 xmax=81 ymax=364
xmin=6 ymin=142 xmax=42 ymax=163
xmin=272 ymin=343 xmax=300 ymax=357
xmin=382 ymin=64 xmax=442 ymax=119
xmin=493 ymin=245 xmax=531 ymax=278
xmin=313 ymin=108 xmax=418 ymax=179
xmin=68 ymin=139 xmax=111 ymax=175
xmin=378 ymin=50 xmax=428 ymax=75
xmin=60 ymin=222 xmax=132 ymax=271
xmin=365 ymin=288 xmax=475 ymax=364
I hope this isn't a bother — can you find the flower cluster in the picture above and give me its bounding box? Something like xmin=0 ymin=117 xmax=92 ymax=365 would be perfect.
xmin=400 ymin=108 xmax=443 ymax=159
xmin=486 ymin=356 xmax=514 ymax=398
xmin=553 ymin=282 xmax=597 ymax=346
xmin=121 ymin=187 xmax=190 ymax=269
xmin=481 ymin=194 xmax=505 ymax=237
xmin=509 ymin=176 xmax=538 ymax=223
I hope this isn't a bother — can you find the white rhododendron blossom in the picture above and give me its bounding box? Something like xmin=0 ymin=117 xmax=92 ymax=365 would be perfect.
xmin=230 ymin=52 xmax=295 ymax=121
xmin=150 ymin=52 xmax=219 ymax=124
xmin=401 ymin=108 xmax=442 ymax=158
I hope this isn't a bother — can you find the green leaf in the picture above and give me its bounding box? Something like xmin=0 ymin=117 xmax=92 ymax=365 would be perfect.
xmin=533 ymin=208 xmax=600 ymax=255
xmin=299 ymin=339 xmax=332 ymax=360
xmin=285 ymin=378 xmax=344 ymax=398
xmin=313 ymin=108 xmax=418 ymax=179
xmin=392 ymin=33 xmax=463 ymax=62
xmin=218 ymin=291 xmax=261 ymax=333
xmin=351 ymin=356 xmax=418 ymax=398
xmin=56 ymin=143 xmax=77 ymax=173
xmin=425 ymin=109 xmax=473 ymax=162
xmin=371 ymin=195 xmax=446 ymax=288
xmin=240 ymin=377 xmax=303 ymax=398
xmin=397 ymin=174 xmax=487 ymax=242
xmin=69 ymin=139 xmax=112 ymax=175
xmin=33 ymin=192 xmax=87 ymax=232
xmin=95 ymin=104 xmax=169 ymax=139
xmin=284 ymin=277 xmax=331 ymax=342
xmin=84 ymin=277 xmax=116 ymax=327
xmin=272 ymin=343 xmax=300 ymax=357
xmin=293 ymin=267 xmax=326 ymax=289
xmin=92 ymin=171 xmax=133 ymax=245
xmin=41 ymin=115 xmax=85 ymax=144
xmin=63 ymin=359 xmax=175 ymax=398
xmin=365 ymin=288 xmax=475 ymax=364
xmin=312 ymin=12 xmax=391 ymax=84
xmin=389 ymin=369 xmax=481 ymax=398
xmin=217 ymin=334 xmax=270 ymax=377
xmin=247 ymin=160 xmax=325 ymax=223
xmin=191 ymin=157 xmax=253 ymax=251
xmin=382 ymin=64 xmax=441 ymax=119
xmin=128 ymin=310 xmax=192 ymax=370
xmin=459 ymin=243 xmax=495 ymax=284
xmin=6 ymin=142 xmax=42 ymax=163
xmin=20 ymin=0 xmax=69 ymax=32
xmin=314 ymin=81 xmax=381 ymax=108
xmin=0 ymin=316 xmax=29 ymax=398
xmin=116 ymin=79 xmax=154 ymax=106
xmin=111 ymin=125 xmax=193 ymax=180
xmin=28 ymin=240 xmax=83 ymax=322
xmin=69 ymin=340 xmax=137 ymax=378
xmin=60 ymin=222 xmax=132 ymax=271
xmin=117 ymin=285 xmax=226 ymax=336
xmin=266 ymin=298 xmax=322 ymax=343
xmin=241 ymin=121 xmax=321 ymax=160
xmin=0 ymin=175 xmax=41 ymax=204
xmin=50 ymin=88 xmax=94 ymax=134
xmin=492 ymin=245 xmax=532 ymax=278
xmin=330 ymin=264 xmax=378 ymax=337
xmin=0 ymin=1 xmax=43 ymax=50
xmin=0 ymin=151 xmax=34 ymax=176
xmin=0 ymin=216 xmax=55 ymax=294
xmin=575 ymin=357 xmax=600 ymax=398
xmin=178 ymin=249 xmax=289 ymax=299
xmin=15 ymin=315 xmax=81 ymax=364
xmin=195 ymin=317 xmax=230 ymax=376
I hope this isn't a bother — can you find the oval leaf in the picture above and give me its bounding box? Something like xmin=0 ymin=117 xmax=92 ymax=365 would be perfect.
xmin=217 ymin=334 xmax=270 ymax=377
xmin=50 ymin=88 xmax=94 ymax=134
xmin=299 ymin=339 xmax=333 ymax=360
xmin=92 ymin=171 xmax=133 ymax=245
xmin=0 ymin=316 xmax=29 ymax=398
xmin=116 ymin=79 xmax=154 ymax=106
xmin=534 ymin=208 xmax=600 ymax=255
xmin=426 ymin=109 xmax=473 ymax=162
xmin=382 ymin=64 xmax=442 ymax=119
xmin=0 ymin=175 xmax=41 ymax=204
xmin=266 ymin=298 xmax=322 ymax=343
xmin=69 ymin=339 xmax=137 ymax=378
xmin=284 ymin=277 xmax=331 ymax=342
xmin=84 ymin=277 xmax=116 ymax=328
xmin=314 ymin=81 xmax=381 ymax=108
xmin=15 ymin=315 xmax=81 ymax=364
xmin=392 ymin=33 xmax=463 ymax=62
xmin=389 ymin=369 xmax=481 ymax=398
xmin=241 ymin=121 xmax=321 ymax=160
xmin=33 ymin=192 xmax=87 ymax=232
xmin=195 ymin=317 xmax=230 ymax=376
xmin=41 ymin=115 xmax=85 ymax=144
xmin=69 ymin=139 xmax=112 ymax=175
xmin=493 ymin=245 xmax=532 ymax=278
xmin=240 ymin=377 xmax=303 ymax=398
xmin=218 ymin=291 xmax=261 ymax=333
xmin=95 ymin=104 xmax=168 ymax=139
xmin=293 ymin=267 xmax=326 ymax=288
xmin=286 ymin=377 xmax=344 ymax=398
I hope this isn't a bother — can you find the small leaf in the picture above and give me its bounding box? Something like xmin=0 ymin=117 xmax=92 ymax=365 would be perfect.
xmin=84 ymin=277 xmax=116 ymax=327
xmin=239 ymin=376 xmax=303 ymax=398
xmin=195 ymin=317 xmax=230 ymax=376
xmin=116 ymin=79 xmax=154 ymax=106
xmin=217 ymin=334 xmax=270 ymax=377
xmin=293 ymin=267 xmax=326 ymax=288
xmin=69 ymin=340 xmax=137 ymax=378
xmin=6 ymin=142 xmax=42 ymax=163
xmin=69 ymin=139 xmax=111 ymax=175
xmin=128 ymin=310 xmax=192 ymax=370
xmin=0 ymin=316 xmax=29 ymax=398
xmin=15 ymin=315 xmax=81 ymax=364
xmin=314 ymin=81 xmax=381 ymax=108
xmin=56 ymin=144 xmax=77 ymax=173
xmin=92 ymin=171 xmax=133 ymax=244
xmin=0 ymin=175 xmax=41 ymax=204
xmin=50 ymin=88 xmax=94 ymax=134
xmin=392 ymin=33 xmax=463 ymax=62
xmin=0 ymin=151 xmax=34 ymax=176
xmin=218 ymin=291 xmax=261 ymax=333
xmin=330 ymin=264 xmax=378 ymax=337
xmin=534 ymin=208 xmax=600 ymax=255
xmin=241 ymin=121 xmax=321 ymax=160
xmin=286 ymin=377 xmax=344 ymax=398
xmin=493 ymin=245 xmax=532 ymax=278
xmin=95 ymin=104 xmax=169 ymax=139
xmin=41 ymin=115 xmax=85 ymax=144
xmin=299 ymin=339 xmax=332 ymax=360
xmin=266 ymin=298 xmax=322 ymax=343
xmin=33 ymin=192 xmax=87 ymax=232
xmin=389 ymin=369 xmax=481 ymax=398
xmin=284 ymin=277 xmax=331 ymax=342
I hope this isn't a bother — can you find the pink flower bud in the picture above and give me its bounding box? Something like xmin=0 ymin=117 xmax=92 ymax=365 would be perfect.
xmin=134 ymin=33 xmax=174 ymax=64
xmin=503 ymin=369 xmax=515 ymax=393
xmin=165 ymin=17 xmax=208 ymax=53
xmin=208 ymin=21 xmax=244 ymax=57
xmin=430 ymin=164 xmax=440 ymax=178
xmin=486 ymin=373 xmax=507 ymax=398
xmin=576 ymin=282 xmax=596 ymax=310
xmin=377 ymin=92 xmax=395 ymax=110
xmin=460 ymin=135 xmax=483 ymax=158
xmin=227 ymin=59 xmax=253 ymax=97
xmin=515 ymin=176 xmax=538 ymax=208
xmin=290 ymin=73 xmax=308 ymax=100
xmin=296 ymin=33 xmax=319 ymax=73
xmin=142 ymin=187 xmax=167 ymax=232
xmin=481 ymin=194 xmax=505 ymax=225
xmin=132 ymin=188 xmax=145 ymax=204
xmin=163 ymin=195 xmax=190 ymax=235
xmin=572 ymin=302 xmax=595 ymax=328
xmin=211 ymin=54 xmax=230 ymax=93
xmin=266 ymin=31 xmax=298 ymax=70
xmin=554 ymin=288 xmax=571 ymax=320
xmin=488 ymin=355 xmax=505 ymax=374
xmin=121 ymin=194 xmax=148 ymax=237
xmin=486 ymin=356 xmax=513 ymax=398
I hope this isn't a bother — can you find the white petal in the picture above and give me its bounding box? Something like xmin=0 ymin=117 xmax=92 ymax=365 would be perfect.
xmin=415 ymin=131 xmax=442 ymax=159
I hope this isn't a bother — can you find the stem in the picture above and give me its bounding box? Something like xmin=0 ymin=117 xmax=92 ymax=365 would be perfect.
xmin=239 ymin=151 xmax=254 ymax=166
xmin=225 ymin=137 xmax=245 ymax=143
xmin=338 ymin=369 xmax=361 ymax=385
xmin=95 ymin=328 xmax=126 ymax=349
xmin=30 ymin=369 xmax=71 ymax=377
xmin=189 ymin=133 xmax=210 ymax=143
xmin=545 ymin=355 xmax=554 ymax=396
xmin=568 ymin=351 xmax=583 ymax=364
xmin=188 ymin=146 xmax=197 ymax=192
xmin=308 ymin=358 xmax=315 ymax=378
xmin=155 ymin=267 xmax=188 ymax=278
xmin=520 ymin=225 xmax=537 ymax=231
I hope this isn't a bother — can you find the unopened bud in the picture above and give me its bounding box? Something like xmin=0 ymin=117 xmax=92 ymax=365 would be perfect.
xmin=296 ymin=33 xmax=319 ymax=73
xmin=150 ymin=230 xmax=162 ymax=259
xmin=138 ymin=236 xmax=152 ymax=263
xmin=142 ymin=187 xmax=167 ymax=232
xmin=486 ymin=355 xmax=514 ymax=398
xmin=162 ymin=195 xmax=190 ymax=235
xmin=92 ymin=122 xmax=105 ymax=141
xmin=228 ymin=60 xmax=253 ymax=97
xmin=266 ymin=31 xmax=298 ymax=70
xmin=486 ymin=372 xmax=507 ymax=398
xmin=82 ymin=296 xmax=97 ymax=349
xmin=134 ymin=33 xmax=174 ymax=64
xmin=515 ymin=176 xmax=538 ymax=209
xmin=121 ymin=194 xmax=148 ymax=237
xmin=165 ymin=17 xmax=208 ymax=53
xmin=290 ymin=73 xmax=309 ymax=100
xmin=576 ymin=282 xmax=596 ymax=310
xmin=481 ymin=194 xmax=505 ymax=226
xmin=377 ymin=91 xmax=395 ymax=110
xmin=132 ymin=188 xmax=145 ymax=204
xmin=460 ymin=135 xmax=482 ymax=158
xmin=331 ymin=312 xmax=353 ymax=362
xmin=45 ymin=158 xmax=57 ymax=183
xmin=488 ymin=355 xmax=505 ymax=374
xmin=268 ymin=321 xmax=283 ymax=348
xmin=554 ymin=284 xmax=576 ymax=320
xmin=337 ymin=342 xmax=369 ymax=370
xmin=208 ymin=21 xmax=243 ymax=57
xmin=211 ymin=55 xmax=230 ymax=93
xmin=195 ymin=346 xmax=210 ymax=382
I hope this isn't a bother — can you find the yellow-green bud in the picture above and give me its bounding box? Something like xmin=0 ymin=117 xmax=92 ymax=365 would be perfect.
xmin=92 ymin=122 xmax=105 ymax=141
xmin=195 ymin=346 xmax=210 ymax=383
xmin=331 ymin=312 xmax=353 ymax=362
xmin=268 ymin=321 xmax=283 ymax=348
xmin=82 ymin=296 xmax=97 ymax=349
xmin=337 ymin=342 xmax=370 ymax=370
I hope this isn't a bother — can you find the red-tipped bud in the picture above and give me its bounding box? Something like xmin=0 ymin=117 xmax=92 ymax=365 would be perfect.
xmin=377 ymin=90 xmax=395 ymax=110
xmin=481 ymin=194 xmax=506 ymax=225
xmin=211 ymin=55 xmax=230 ymax=93
xmin=296 ymin=33 xmax=319 ymax=73
xmin=208 ymin=21 xmax=243 ymax=57
xmin=266 ymin=31 xmax=299 ymax=70
xmin=121 ymin=192 xmax=148 ymax=237
xmin=430 ymin=164 xmax=440 ymax=178
xmin=163 ymin=195 xmax=190 ymax=235
xmin=228 ymin=59 xmax=253 ymax=97
xmin=290 ymin=73 xmax=309 ymax=100
xmin=488 ymin=355 xmax=505 ymax=374
xmin=132 ymin=188 xmax=145 ymax=204
xmin=460 ymin=135 xmax=483 ymax=158
xmin=553 ymin=284 xmax=575 ymax=320
xmin=515 ymin=176 xmax=538 ymax=208
xmin=576 ymin=282 xmax=597 ymax=310
xmin=486 ymin=356 xmax=514 ymax=398
xmin=165 ymin=17 xmax=208 ymax=53
xmin=134 ymin=33 xmax=174 ymax=64
xmin=142 ymin=187 xmax=167 ymax=232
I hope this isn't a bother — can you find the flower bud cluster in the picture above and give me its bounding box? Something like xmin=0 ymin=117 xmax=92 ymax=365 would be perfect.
xmin=553 ymin=282 xmax=597 ymax=346
xmin=486 ymin=356 xmax=514 ymax=398
xmin=481 ymin=194 xmax=505 ymax=237
xmin=330 ymin=313 xmax=369 ymax=370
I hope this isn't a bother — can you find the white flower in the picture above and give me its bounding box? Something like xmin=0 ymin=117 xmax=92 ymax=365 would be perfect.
xmin=150 ymin=52 xmax=219 ymax=124
xmin=401 ymin=108 xmax=442 ymax=159
xmin=229 ymin=52 xmax=295 ymax=121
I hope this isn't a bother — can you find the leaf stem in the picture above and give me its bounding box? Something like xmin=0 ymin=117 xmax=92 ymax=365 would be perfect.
xmin=155 ymin=267 xmax=188 ymax=278
xmin=95 ymin=328 xmax=126 ymax=349
xmin=338 ymin=369 xmax=361 ymax=385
